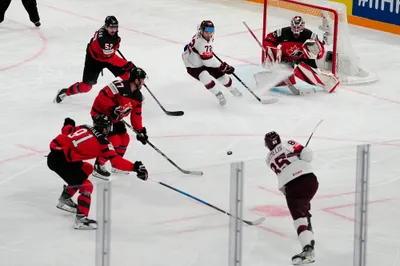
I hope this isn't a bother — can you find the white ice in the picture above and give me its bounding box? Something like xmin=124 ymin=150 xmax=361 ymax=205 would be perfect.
xmin=1 ymin=0 xmax=400 ymax=265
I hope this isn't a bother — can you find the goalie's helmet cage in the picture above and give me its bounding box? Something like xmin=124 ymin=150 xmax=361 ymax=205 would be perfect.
xmin=291 ymin=16 xmax=305 ymax=35
xmin=261 ymin=0 xmax=378 ymax=85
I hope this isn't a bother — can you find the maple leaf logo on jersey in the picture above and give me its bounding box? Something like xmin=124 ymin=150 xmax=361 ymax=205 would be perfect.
xmin=287 ymin=45 xmax=303 ymax=58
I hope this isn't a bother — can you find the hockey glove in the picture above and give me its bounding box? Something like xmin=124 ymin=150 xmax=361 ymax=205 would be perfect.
xmin=111 ymin=105 xmax=132 ymax=121
xmin=136 ymin=127 xmax=148 ymax=145
xmin=219 ymin=62 xmax=235 ymax=74
xmin=133 ymin=161 xmax=148 ymax=180
xmin=64 ymin=117 xmax=75 ymax=127
xmin=123 ymin=61 xmax=135 ymax=72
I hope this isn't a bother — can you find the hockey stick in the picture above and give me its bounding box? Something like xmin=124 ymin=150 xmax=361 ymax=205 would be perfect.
xmin=117 ymin=50 xmax=184 ymax=116
xmin=150 ymin=178 xmax=265 ymax=226
xmin=122 ymin=120 xmax=203 ymax=176
xmin=305 ymin=119 xmax=324 ymax=146
xmin=242 ymin=21 xmax=300 ymax=95
xmin=212 ymin=52 xmax=278 ymax=104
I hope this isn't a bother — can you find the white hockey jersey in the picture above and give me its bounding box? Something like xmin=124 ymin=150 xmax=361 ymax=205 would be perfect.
xmin=266 ymin=140 xmax=314 ymax=189
xmin=182 ymin=32 xmax=220 ymax=68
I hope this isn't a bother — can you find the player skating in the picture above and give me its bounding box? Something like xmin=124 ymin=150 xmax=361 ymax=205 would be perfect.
xmin=0 ymin=0 xmax=41 ymax=27
xmin=47 ymin=116 xmax=148 ymax=230
xmin=264 ymin=131 xmax=319 ymax=265
xmin=54 ymin=15 xmax=135 ymax=103
xmin=182 ymin=20 xmax=242 ymax=106
xmin=263 ymin=16 xmax=339 ymax=93
xmin=90 ymin=67 xmax=148 ymax=179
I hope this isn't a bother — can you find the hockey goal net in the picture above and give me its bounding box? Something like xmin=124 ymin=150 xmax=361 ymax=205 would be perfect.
xmin=261 ymin=0 xmax=378 ymax=84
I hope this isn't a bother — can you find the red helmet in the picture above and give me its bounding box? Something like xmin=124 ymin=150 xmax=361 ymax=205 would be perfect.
xmin=291 ymin=16 xmax=305 ymax=36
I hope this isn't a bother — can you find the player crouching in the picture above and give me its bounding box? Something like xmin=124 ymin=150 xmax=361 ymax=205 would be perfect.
xmin=47 ymin=116 xmax=148 ymax=230
xmin=264 ymin=131 xmax=319 ymax=265
xmin=182 ymin=20 xmax=242 ymax=106
xmin=263 ymin=16 xmax=339 ymax=94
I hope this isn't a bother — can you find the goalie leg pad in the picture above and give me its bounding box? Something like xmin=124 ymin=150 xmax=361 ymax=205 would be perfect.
xmin=295 ymin=62 xmax=339 ymax=93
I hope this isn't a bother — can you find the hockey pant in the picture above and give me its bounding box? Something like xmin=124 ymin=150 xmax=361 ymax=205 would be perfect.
xmin=97 ymin=121 xmax=130 ymax=165
xmin=47 ymin=149 xmax=94 ymax=216
xmin=0 ymin=0 xmax=40 ymax=23
xmin=66 ymin=52 xmax=130 ymax=96
xmin=284 ymin=173 xmax=319 ymax=248
xmin=186 ymin=66 xmax=233 ymax=95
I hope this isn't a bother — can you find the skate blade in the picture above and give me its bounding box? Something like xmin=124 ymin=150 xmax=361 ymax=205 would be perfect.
xmin=92 ymin=172 xmax=110 ymax=181
xmin=292 ymin=256 xmax=315 ymax=265
xmin=73 ymin=224 xmax=98 ymax=230
xmin=111 ymin=169 xmax=130 ymax=175
xmin=56 ymin=204 xmax=77 ymax=214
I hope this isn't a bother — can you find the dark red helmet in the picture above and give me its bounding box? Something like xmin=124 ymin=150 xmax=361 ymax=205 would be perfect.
xmin=264 ymin=131 xmax=281 ymax=150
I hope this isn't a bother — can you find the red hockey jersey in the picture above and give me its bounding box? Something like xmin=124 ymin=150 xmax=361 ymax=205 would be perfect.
xmin=263 ymin=27 xmax=324 ymax=61
xmin=50 ymin=124 xmax=134 ymax=171
xmin=90 ymin=79 xmax=144 ymax=130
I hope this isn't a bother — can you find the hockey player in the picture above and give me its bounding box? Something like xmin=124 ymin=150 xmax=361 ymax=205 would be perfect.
xmin=264 ymin=131 xmax=319 ymax=265
xmin=182 ymin=20 xmax=242 ymax=106
xmin=90 ymin=67 xmax=148 ymax=179
xmin=0 ymin=0 xmax=40 ymax=27
xmin=54 ymin=15 xmax=135 ymax=103
xmin=263 ymin=16 xmax=339 ymax=93
xmin=47 ymin=115 xmax=148 ymax=230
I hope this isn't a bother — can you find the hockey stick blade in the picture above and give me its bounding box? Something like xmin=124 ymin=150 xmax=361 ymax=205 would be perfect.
xmin=260 ymin=97 xmax=279 ymax=104
xmin=244 ymin=217 xmax=266 ymax=226
xmin=164 ymin=110 xmax=184 ymax=116
xmin=181 ymin=170 xmax=204 ymax=176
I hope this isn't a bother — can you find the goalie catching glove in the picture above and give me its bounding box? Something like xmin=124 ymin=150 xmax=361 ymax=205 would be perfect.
xmin=133 ymin=161 xmax=148 ymax=180
xmin=302 ymin=39 xmax=323 ymax=60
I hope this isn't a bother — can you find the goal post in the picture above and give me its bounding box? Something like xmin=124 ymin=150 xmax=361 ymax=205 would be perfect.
xmin=260 ymin=0 xmax=378 ymax=85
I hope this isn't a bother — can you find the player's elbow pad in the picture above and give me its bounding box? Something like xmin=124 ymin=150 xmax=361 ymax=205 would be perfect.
xmin=300 ymin=147 xmax=313 ymax=162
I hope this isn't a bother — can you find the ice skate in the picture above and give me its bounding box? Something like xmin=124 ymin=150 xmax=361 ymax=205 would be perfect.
xmin=215 ymin=91 xmax=226 ymax=106
xmin=33 ymin=21 xmax=41 ymax=27
xmin=74 ymin=214 xmax=97 ymax=230
xmin=92 ymin=160 xmax=111 ymax=180
xmin=56 ymin=185 xmax=77 ymax=213
xmin=54 ymin=88 xmax=67 ymax=103
xmin=111 ymin=167 xmax=130 ymax=175
xmin=291 ymin=241 xmax=315 ymax=265
xmin=227 ymin=86 xmax=242 ymax=97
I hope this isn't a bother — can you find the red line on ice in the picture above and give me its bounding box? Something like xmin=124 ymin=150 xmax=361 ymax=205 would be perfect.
xmin=0 ymin=20 xmax=47 ymax=71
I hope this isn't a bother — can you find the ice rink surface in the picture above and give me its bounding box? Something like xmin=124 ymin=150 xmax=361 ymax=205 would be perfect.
xmin=1 ymin=0 xmax=400 ymax=265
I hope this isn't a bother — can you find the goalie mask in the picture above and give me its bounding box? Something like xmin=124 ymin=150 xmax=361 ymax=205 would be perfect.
xmin=264 ymin=131 xmax=281 ymax=150
xmin=291 ymin=16 xmax=305 ymax=37
xmin=199 ymin=20 xmax=215 ymax=42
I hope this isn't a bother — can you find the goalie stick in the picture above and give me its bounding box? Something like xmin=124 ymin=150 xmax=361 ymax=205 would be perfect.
xmin=151 ymin=178 xmax=265 ymax=226
xmin=305 ymin=119 xmax=324 ymax=146
xmin=117 ymin=50 xmax=184 ymax=116
xmin=242 ymin=21 xmax=300 ymax=95
xmin=122 ymin=120 xmax=203 ymax=176
xmin=212 ymin=52 xmax=278 ymax=104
